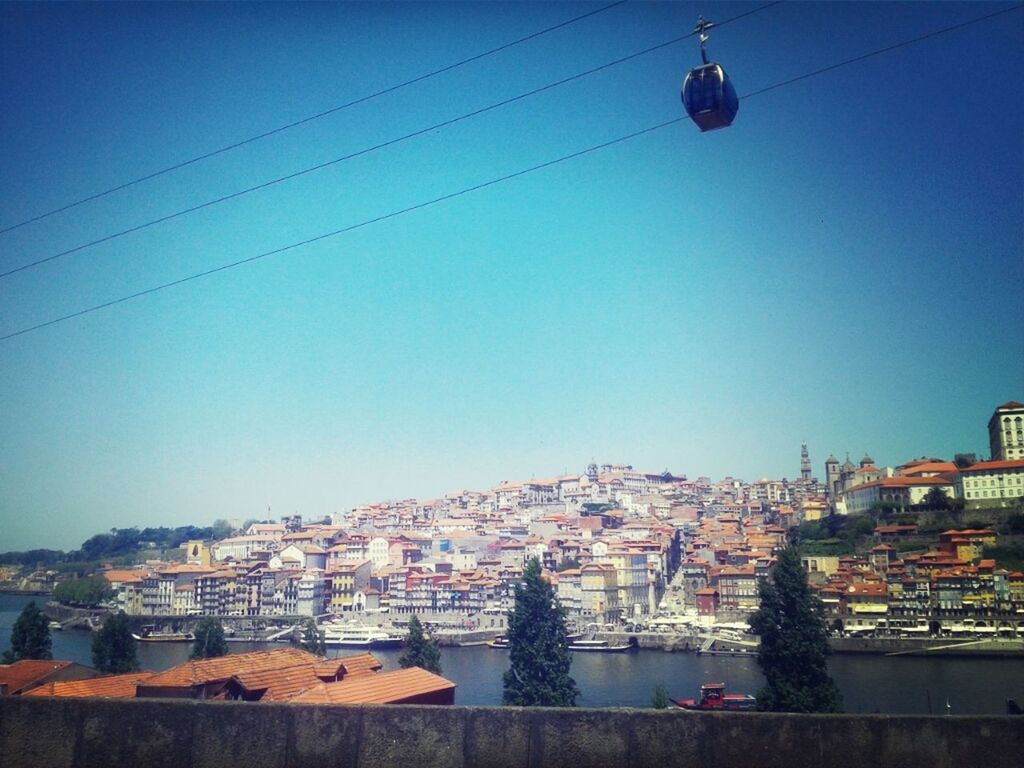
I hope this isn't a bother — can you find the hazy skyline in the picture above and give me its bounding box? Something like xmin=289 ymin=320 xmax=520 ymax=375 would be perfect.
xmin=2 ymin=2 xmax=1022 ymax=551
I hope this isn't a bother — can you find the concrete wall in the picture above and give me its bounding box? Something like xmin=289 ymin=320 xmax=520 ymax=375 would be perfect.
xmin=1 ymin=697 xmax=1021 ymax=768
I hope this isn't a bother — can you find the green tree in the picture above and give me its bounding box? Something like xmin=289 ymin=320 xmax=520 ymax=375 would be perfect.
xmin=210 ymin=519 xmax=235 ymax=541
xmin=555 ymin=556 xmax=581 ymax=572
xmin=922 ymin=486 xmax=952 ymax=511
xmin=91 ymin=612 xmax=139 ymax=673
xmin=299 ymin=618 xmax=326 ymax=656
xmin=651 ymin=682 xmax=669 ymax=709
xmin=191 ymin=618 xmax=229 ymax=659
xmin=503 ymin=557 xmax=578 ymax=707
xmin=53 ymin=575 xmax=114 ymax=606
xmin=2 ymin=601 xmax=52 ymax=663
xmin=748 ymin=547 xmax=842 ymax=713
xmin=398 ymin=615 xmax=442 ymax=675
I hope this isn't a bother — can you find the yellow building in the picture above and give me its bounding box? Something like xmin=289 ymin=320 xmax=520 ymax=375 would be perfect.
xmin=580 ymin=563 xmax=620 ymax=624
xmin=328 ymin=560 xmax=372 ymax=612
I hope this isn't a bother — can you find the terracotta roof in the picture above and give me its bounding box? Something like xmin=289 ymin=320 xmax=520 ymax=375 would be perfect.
xmin=855 ymin=476 xmax=953 ymax=489
xmin=899 ymin=461 xmax=958 ymax=477
xmin=289 ymin=667 xmax=455 ymax=705
xmin=141 ymin=648 xmax=320 ymax=689
xmin=337 ymin=653 xmax=383 ymax=676
xmin=0 ymin=660 xmax=74 ymax=695
xmin=233 ymin=664 xmax=326 ymax=702
xmin=102 ymin=569 xmax=147 ymax=583
xmin=960 ymin=459 xmax=1024 ymax=472
xmin=24 ymin=671 xmax=156 ymax=698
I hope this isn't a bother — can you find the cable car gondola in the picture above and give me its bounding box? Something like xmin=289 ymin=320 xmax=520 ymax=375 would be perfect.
xmin=681 ymin=17 xmax=738 ymax=132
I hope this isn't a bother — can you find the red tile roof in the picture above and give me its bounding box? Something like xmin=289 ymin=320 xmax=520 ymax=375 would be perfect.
xmin=0 ymin=660 xmax=74 ymax=695
xmin=960 ymin=459 xmax=1024 ymax=472
xmin=289 ymin=667 xmax=455 ymax=705
xmin=140 ymin=648 xmax=320 ymax=689
xmin=23 ymin=671 xmax=156 ymax=698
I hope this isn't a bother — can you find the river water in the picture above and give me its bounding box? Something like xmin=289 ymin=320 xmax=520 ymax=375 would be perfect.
xmin=4 ymin=594 xmax=1023 ymax=713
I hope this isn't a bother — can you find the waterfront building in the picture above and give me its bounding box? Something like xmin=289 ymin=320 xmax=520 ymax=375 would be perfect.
xmin=715 ymin=565 xmax=758 ymax=615
xmin=579 ymin=563 xmax=620 ymax=624
xmin=327 ymin=560 xmax=372 ymax=613
xmin=555 ymin=568 xmax=582 ymax=616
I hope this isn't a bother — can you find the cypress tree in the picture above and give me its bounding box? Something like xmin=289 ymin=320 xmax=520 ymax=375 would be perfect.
xmin=651 ymin=683 xmax=670 ymax=709
xmin=299 ymin=618 xmax=326 ymax=656
xmin=191 ymin=618 xmax=229 ymax=659
xmin=91 ymin=611 xmax=139 ymax=673
xmin=503 ymin=557 xmax=579 ymax=707
xmin=399 ymin=615 xmax=442 ymax=675
xmin=2 ymin=601 xmax=52 ymax=663
xmin=748 ymin=546 xmax=843 ymax=713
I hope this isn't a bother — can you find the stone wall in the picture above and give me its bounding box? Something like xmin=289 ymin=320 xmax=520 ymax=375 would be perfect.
xmin=2 ymin=697 xmax=1021 ymax=768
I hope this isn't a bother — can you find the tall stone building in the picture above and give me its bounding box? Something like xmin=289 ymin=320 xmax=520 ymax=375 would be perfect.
xmin=800 ymin=443 xmax=812 ymax=481
xmin=989 ymin=401 xmax=1024 ymax=460
xmin=825 ymin=454 xmax=841 ymax=500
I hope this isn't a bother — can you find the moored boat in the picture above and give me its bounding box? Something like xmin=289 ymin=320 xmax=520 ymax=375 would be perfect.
xmin=131 ymin=625 xmax=195 ymax=642
xmin=487 ymin=636 xmax=510 ymax=649
xmin=568 ymin=638 xmax=635 ymax=653
xmin=672 ymin=682 xmax=756 ymax=711
xmin=318 ymin=621 xmax=403 ymax=648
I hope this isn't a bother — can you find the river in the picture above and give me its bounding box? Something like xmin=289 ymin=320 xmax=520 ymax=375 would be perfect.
xmin=4 ymin=594 xmax=1022 ymax=713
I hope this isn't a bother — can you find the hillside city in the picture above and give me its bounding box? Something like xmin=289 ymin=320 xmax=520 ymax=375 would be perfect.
xmin=4 ymin=401 xmax=1024 ymax=640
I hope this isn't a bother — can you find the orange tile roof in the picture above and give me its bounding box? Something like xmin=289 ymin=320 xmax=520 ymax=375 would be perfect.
xmin=24 ymin=671 xmax=156 ymax=698
xmin=960 ymin=459 xmax=1024 ymax=472
xmin=899 ymin=461 xmax=958 ymax=477
xmin=289 ymin=667 xmax=455 ymax=705
xmin=141 ymin=648 xmax=320 ymax=689
xmin=0 ymin=660 xmax=74 ymax=694
xmin=337 ymin=653 xmax=383 ymax=676
xmin=102 ymin=569 xmax=147 ymax=583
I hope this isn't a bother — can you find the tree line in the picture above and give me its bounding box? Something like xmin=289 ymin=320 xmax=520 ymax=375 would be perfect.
xmin=0 ymin=522 xmax=235 ymax=569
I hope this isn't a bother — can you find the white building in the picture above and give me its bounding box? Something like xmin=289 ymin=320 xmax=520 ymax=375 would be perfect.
xmin=989 ymin=401 xmax=1024 ymax=460
xmin=957 ymin=459 xmax=1024 ymax=507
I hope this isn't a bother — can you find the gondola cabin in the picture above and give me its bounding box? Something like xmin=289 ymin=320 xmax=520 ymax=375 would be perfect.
xmin=682 ymin=62 xmax=738 ymax=132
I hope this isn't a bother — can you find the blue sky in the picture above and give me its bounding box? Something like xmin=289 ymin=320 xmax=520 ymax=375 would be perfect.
xmin=1 ymin=2 xmax=1021 ymax=551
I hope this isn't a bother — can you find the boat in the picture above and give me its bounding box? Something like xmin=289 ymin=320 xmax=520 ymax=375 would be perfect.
xmin=567 ymin=638 xmax=635 ymax=653
xmin=318 ymin=621 xmax=403 ymax=648
xmin=131 ymin=625 xmax=195 ymax=642
xmin=47 ymin=620 xmax=63 ymax=631
xmin=487 ymin=636 xmax=510 ymax=649
xmin=672 ymin=682 xmax=756 ymax=711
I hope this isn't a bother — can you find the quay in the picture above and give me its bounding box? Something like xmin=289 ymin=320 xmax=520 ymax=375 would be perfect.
xmin=40 ymin=601 xmax=1024 ymax=656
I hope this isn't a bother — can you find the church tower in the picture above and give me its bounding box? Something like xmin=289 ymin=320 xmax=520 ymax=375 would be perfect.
xmin=825 ymin=455 xmax=840 ymax=499
xmin=800 ymin=443 xmax=812 ymax=481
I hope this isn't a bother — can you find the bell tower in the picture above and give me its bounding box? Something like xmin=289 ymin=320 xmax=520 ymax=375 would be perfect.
xmin=800 ymin=443 xmax=812 ymax=481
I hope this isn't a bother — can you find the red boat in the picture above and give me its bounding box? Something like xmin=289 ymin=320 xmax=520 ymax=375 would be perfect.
xmin=672 ymin=682 xmax=756 ymax=711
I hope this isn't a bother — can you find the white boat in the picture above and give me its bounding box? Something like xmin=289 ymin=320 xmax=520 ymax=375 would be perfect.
xmin=568 ymin=638 xmax=636 ymax=653
xmin=318 ymin=621 xmax=403 ymax=648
